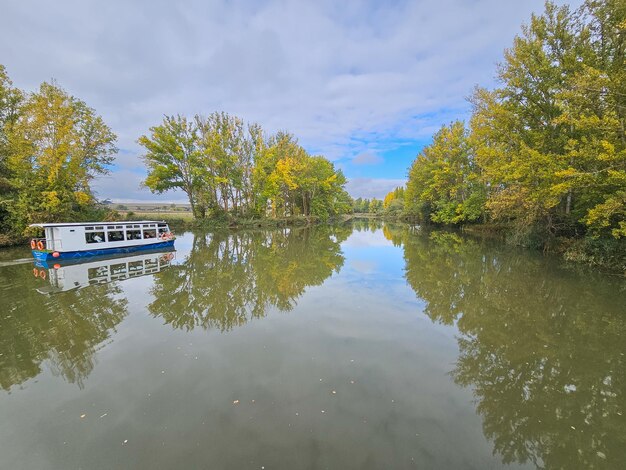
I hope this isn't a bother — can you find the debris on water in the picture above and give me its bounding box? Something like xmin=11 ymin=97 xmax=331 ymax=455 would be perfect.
xmin=350 ymin=359 xmax=354 ymax=363
xmin=99 ymin=413 xmax=108 ymax=419
xmin=331 ymin=390 xmax=337 ymax=395
xmin=233 ymin=400 xmax=240 ymax=405
xmin=80 ymin=414 xmax=86 ymax=419
xmin=597 ymin=451 xmax=606 ymax=459
xmin=295 ymin=412 xmax=299 ymax=416
xmin=161 ymin=370 xmax=165 ymax=374
xmin=122 ymin=439 xmax=128 ymax=445
xmin=251 ymin=400 xmax=255 ymax=403
xmin=570 ymin=426 xmax=576 ymax=430
xmin=321 ymin=410 xmax=325 ymax=413
xmin=350 ymin=380 xmax=355 ymax=384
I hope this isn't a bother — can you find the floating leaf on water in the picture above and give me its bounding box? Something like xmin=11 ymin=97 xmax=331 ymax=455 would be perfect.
xmin=233 ymin=400 xmax=240 ymax=405
xmin=597 ymin=452 xmax=606 ymax=459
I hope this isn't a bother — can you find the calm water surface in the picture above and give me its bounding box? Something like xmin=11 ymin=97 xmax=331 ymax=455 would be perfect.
xmin=0 ymin=221 xmax=624 ymax=469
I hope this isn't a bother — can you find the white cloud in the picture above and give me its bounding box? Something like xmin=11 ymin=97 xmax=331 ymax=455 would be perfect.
xmin=346 ymin=178 xmax=407 ymax=200
xmin=0 ymin=0 xmax=582 ymax=201
xmin=91 ymin=170 xmax=187 ymax=203
xmin=352 ymin=152 xmax=383 ymax=166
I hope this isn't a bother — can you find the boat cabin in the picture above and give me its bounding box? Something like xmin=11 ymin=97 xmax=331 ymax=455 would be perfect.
xmin=30 ymin=221 xmax=172 ymax=253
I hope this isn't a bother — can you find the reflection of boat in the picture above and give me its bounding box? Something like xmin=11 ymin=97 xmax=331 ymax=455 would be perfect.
xmin=29 ymin=221 xmax=176 ymax=262
xmin=32 ymin=249 xmax=176 ymax=294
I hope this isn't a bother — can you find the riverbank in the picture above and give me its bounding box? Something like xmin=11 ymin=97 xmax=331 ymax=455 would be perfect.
xmin=2 ymin=214 xmax=624 ymax=274
xmin=378 ymin=215 xmax=626 ymax=275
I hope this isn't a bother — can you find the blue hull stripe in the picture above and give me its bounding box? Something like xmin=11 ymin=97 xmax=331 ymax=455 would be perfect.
xmin=32 ymin=240 xmax=175 ymax=262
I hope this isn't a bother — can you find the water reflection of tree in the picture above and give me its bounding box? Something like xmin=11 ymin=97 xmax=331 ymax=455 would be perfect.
xmin=0 ymin=265 xmax=128 ymax=391
xmin=148 ymin=226 xmax=350 ymax=332
xmin=397 ymin=227 xmax=626 ymax=469
xmin=350 ymin=218 xmax=383 ymax=233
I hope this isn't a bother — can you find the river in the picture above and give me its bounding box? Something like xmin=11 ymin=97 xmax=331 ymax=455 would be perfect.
xmin=0 ymin=221 xmax=624 ymax=469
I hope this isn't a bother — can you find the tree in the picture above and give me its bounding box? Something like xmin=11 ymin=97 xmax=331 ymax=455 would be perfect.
xmin=471 ymin=1 xmax=626 ymax=242
xmin=383 ymin=187 xmax=406 ymax=217
xmin=0 ymin=65 xmax=22 ymax=233
xmin=7 ymin=81 xmax=116 ymax=232
xmin=195 ymin=112 xmax=264 ymax=216
xmin=139 ymin=115 xmax=205 ymax=218
xmin=405 ymin=121 xmax=485 ymax=224
xmin=368 ymin=198 xmax=383 ymax=213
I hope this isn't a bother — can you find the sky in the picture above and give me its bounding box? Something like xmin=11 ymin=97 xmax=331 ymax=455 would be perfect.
xmin=0 ymin=0 xmax=580 ymax=201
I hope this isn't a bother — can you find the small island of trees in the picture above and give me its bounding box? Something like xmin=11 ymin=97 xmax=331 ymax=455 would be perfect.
xmin=138 ymin=113 xmax=351 ymax=222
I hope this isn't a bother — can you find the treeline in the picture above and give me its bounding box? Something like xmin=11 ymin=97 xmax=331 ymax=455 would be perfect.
xmin=352 ymin=197 xmax=383 ymax=213
xmin=387 ymin=0 xmax=626 ymax=255
xmin=352 ymin=188 xmax=405 ymax=217
xmin=0 ymin=65 xmax=353 ymax=244
xmin=0 ymin=66 xmax=117 ymax=241
xmin=139 ymin=113 xmax=351 ymax=221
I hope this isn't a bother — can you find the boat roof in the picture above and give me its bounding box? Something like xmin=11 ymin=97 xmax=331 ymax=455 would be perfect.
xmin=29 ymin=220 xmax=167 ymax=228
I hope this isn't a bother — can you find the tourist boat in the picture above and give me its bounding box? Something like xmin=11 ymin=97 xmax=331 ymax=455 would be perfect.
xmin=29 ymin=221 xmax=175 ymax=261
xmin=32 ymin=249 xmax=176 ymax=294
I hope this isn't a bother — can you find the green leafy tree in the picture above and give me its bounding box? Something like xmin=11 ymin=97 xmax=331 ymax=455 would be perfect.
xmin=0 ymin=65 xmax=22 ymax=234
xmin=405 ymin=121 xmax=485 ymax=224
xmin=471 ymin=1 xmax=626 ymax=242
xmin=368 ymin=198 xmax=383 ymax=213
xmin=7 ymin=81 xmax=116 ymax=233
xmin=139 ymin=115 xmax=206 ymax=218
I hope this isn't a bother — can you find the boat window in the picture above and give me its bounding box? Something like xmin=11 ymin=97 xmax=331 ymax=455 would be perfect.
xmin=128 ymin=261 xmax=143 ymax=273
xmin=158 ymin=226 xmax=168 ymax=235
xmin=85 ymin=232 xmax=105 ymax=243
xmin=95 ymin=226 xmax=104 ymax=230
xmin=145 ymin=258 xmax=158 ymax=270
xmin=126 ymin=229 xmax=142 ymax=240
xmin=143 ymin=229 xmax=157 ymax=239
xmin=88 ymin=266 xmax=108 ymax=280
xmin=85 ymin=226 xmax=94 ymax=230
xmin=107 ymin=230 xmax=125 ymax=242
xmin=110 ymin=263 xmax=127 ymax=276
